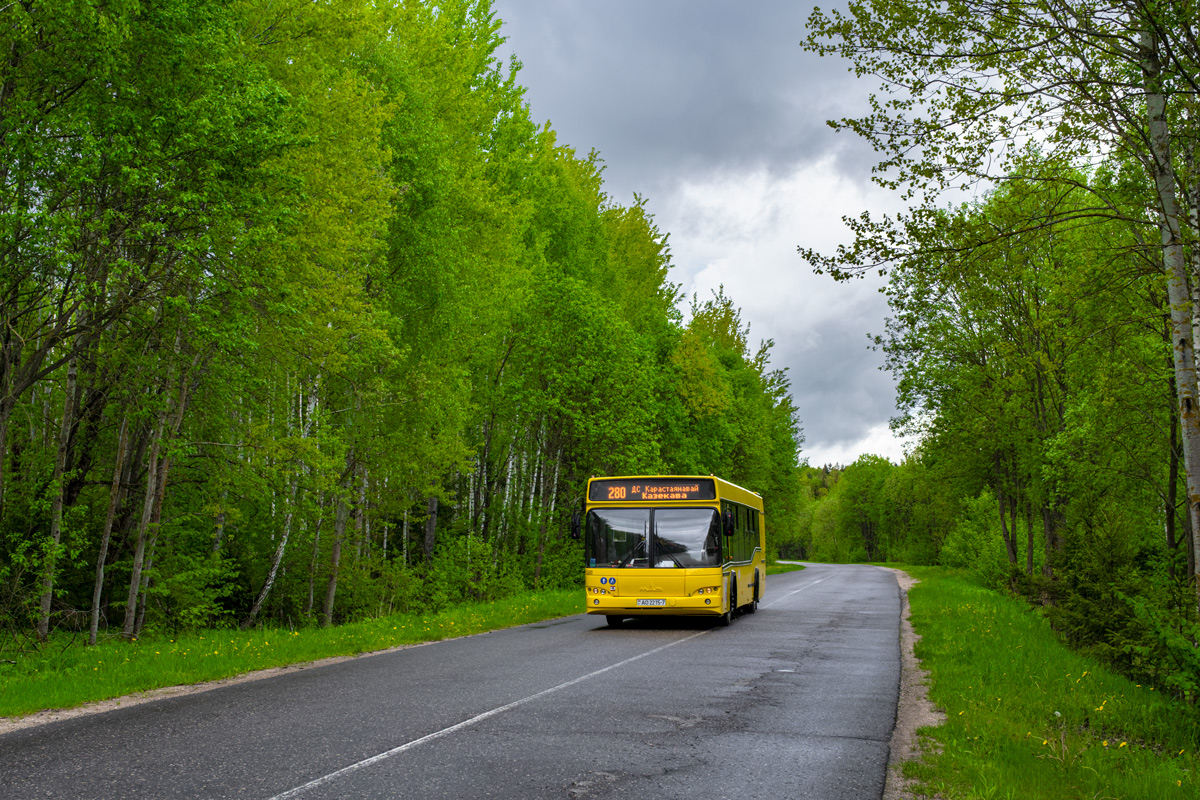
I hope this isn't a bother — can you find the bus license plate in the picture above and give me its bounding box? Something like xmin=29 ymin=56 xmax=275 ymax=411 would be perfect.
xmin=636 ymin=599 xmax=666 ymax=607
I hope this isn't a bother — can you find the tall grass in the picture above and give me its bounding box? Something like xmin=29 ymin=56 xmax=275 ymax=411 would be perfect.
xmin=0 ymin=590 xmax=581 ymax=719
xmin=904 ymin=566 xmax=1198 ymax=799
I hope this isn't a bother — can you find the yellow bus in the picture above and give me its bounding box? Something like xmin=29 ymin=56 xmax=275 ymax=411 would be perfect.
xmin=576 ymin=475 xmax=766 ymax=627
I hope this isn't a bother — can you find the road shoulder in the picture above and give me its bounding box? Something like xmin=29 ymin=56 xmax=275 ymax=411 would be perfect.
xmin=883 ymin=568 xmax=945 ymax=800
xmin=0 ymin=641 xmax=434 ymax=736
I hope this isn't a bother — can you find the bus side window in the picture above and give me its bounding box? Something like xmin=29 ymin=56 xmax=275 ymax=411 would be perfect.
xmin=738 ymin=506 xmax=745 ymax=560
xmin=731 ymin=505 xmax=737 ymax=560
xmin=741 ymin=508 xmax=749 ymax=560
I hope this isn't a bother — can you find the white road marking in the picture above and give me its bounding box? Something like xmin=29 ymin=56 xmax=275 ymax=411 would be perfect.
xmin=266 ymin=629 xmax=710 ymax=799
xmin=269 ymin=570 xmax=826 ymax=799
xmin=761 ymin=574 xmax=830 ymax=609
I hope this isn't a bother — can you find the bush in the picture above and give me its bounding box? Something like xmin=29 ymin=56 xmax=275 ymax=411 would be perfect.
xmin=939 ymin=490 xmax=1011 ymax=587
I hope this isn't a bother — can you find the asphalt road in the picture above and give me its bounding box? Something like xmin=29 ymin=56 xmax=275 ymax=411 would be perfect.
xmin=0 ymin=563 xmax=901 ymax=800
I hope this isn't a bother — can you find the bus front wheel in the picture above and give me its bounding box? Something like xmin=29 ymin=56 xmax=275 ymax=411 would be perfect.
xmin=605 ymin=615 xmax=624 ymax=628
xmin=720 ymin=584 xmax=736 ymax=626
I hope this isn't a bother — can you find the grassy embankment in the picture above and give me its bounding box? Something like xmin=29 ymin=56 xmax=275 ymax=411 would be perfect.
xmin=2 ymin=564 xmax=806 ymax=719
xmin=0 ymin=590 xmax=580 ymax=719
xmin=902 ymin=565 xmax=1199 ymax=799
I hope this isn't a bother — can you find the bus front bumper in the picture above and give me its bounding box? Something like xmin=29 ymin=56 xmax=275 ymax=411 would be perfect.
xmin=584 ymin=594 xmax=725 ymax=616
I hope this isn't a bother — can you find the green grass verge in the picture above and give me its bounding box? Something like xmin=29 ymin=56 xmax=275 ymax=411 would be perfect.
xmin=766 ymin=561 xmax=806 ymax=575
xmin=0 ymin=590 xmax=582 ymax=719
xmin=903 ymin=566 xmax=1198 ymax=799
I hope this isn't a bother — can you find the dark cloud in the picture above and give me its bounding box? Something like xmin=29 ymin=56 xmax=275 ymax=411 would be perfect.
xmin=494 ymin=0 xmax=864 ymax=204
xmin=492 ymin=1 xmax=905 ymax=463
xmin=776 ymin=315 xmax=896 ymax=446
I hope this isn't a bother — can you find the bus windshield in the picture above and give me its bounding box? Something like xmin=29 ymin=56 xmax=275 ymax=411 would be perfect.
xmin=586 ymin=507 xmax=721 ymax=568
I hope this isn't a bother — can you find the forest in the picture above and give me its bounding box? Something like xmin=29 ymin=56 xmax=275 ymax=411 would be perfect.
xmin=791 ymin=0 xmax=1200 ymax=701
xmin=0 ymin=0 xmax=805 ymax=644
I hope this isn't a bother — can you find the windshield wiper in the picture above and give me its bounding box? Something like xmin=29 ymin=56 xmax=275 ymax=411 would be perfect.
xmin=616 ymin=538 xmax=646 ymax=567
xmin=655 ymin=550 xmax=682 ymax=567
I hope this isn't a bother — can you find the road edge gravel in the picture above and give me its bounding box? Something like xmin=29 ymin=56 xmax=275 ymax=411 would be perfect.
xmin=883 ymin=568 xmax=946 ymax=800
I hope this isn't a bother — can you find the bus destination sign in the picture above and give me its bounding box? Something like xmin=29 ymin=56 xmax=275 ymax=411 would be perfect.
xmin=589 ymin=478 xmax=717 ymax=503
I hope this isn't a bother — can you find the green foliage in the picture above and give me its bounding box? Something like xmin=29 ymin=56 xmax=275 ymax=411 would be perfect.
xmin=939 ymin=491 xmax=1015 ymax=587
xmin=794 ymin=161 xmax=1195 ymax=699
xmin=1115 ymin=593 xmax=1200 ymax=701
xmin=145 ymin=553 xmax=238 ymax=633
xmin=0 ymin=0 xmax=806 ymax=657
xmin=799 ymin=0 xmax=1200 ymax=707
xmin=799 ymin=455 xmax=958 ymax=566
xmin=534 ymin=538 xmax=585 ymax=592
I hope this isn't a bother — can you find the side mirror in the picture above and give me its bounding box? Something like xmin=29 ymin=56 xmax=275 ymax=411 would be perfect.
xmin=570 ymin=508 xmax=582 ymax=540
xmin=723 ymin=510 xmax=735 ymax=537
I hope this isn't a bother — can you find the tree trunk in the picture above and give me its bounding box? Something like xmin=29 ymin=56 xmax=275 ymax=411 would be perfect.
xmin=1187 ymin=124 xmax=1200 ymax=362
xmin=305 ymin=497 xmax=325 ymax=616
xmin=1041 ymin=506 xmax=1058 ymax=582
xmin=323 ymin=492 xmax=350 ymax=628
xmin=996 ymin=490 xmax=1018 ymax=565
xmin=423 ymin=495 xmax=438 ymax=561
xmin=0 ymin=381 xmax=13 ymax=517
xmin=1140 ymin=29 xmax=1200 ymax=614
xmin=133 ymin=423 xmax=178 ymax=639
xmin=37 ymin=354 xmax=78 ymax=642
xmin=1185 ymin=117 xmax=1200 ymax=588
xmin=242 ymin=371 xmax=316 ymax=629
xmin=122 ymin=349 xmax=197 ymax=638
xmin=122 ymin=415 xmax=163 ymax=639
xmin=243 ymin=485 xmax=296 ymax=629
xmin=0 ymin=320 xmax=24 ymax=517
xmin=1025 ymin=501 xmax=1035 ymax=577
xmin=134 ymin=538 xmax=156 ymax=637
xmin=1167 ymin=380 xmax=1181 ymax=581
xmin=90 ymin=416 xmax=129 ymax=645
xmin=322 ymin=453 xmax=356 ymax=626
xmin=212 ymin=488 xmax=228 ymax=554
xmin=1188 ymin=498 xmax=1198 ymax=586
xmin=354 ymin=469 xmax=366 ymax=563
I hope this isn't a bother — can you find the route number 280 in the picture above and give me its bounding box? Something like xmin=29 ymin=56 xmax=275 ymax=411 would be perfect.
xmin=607 ymin=486 xmax=627 ymax=500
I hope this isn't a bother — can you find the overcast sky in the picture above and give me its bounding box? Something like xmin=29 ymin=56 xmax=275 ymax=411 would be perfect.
xmin=491 ymin=1 xmax=913 ymax=466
